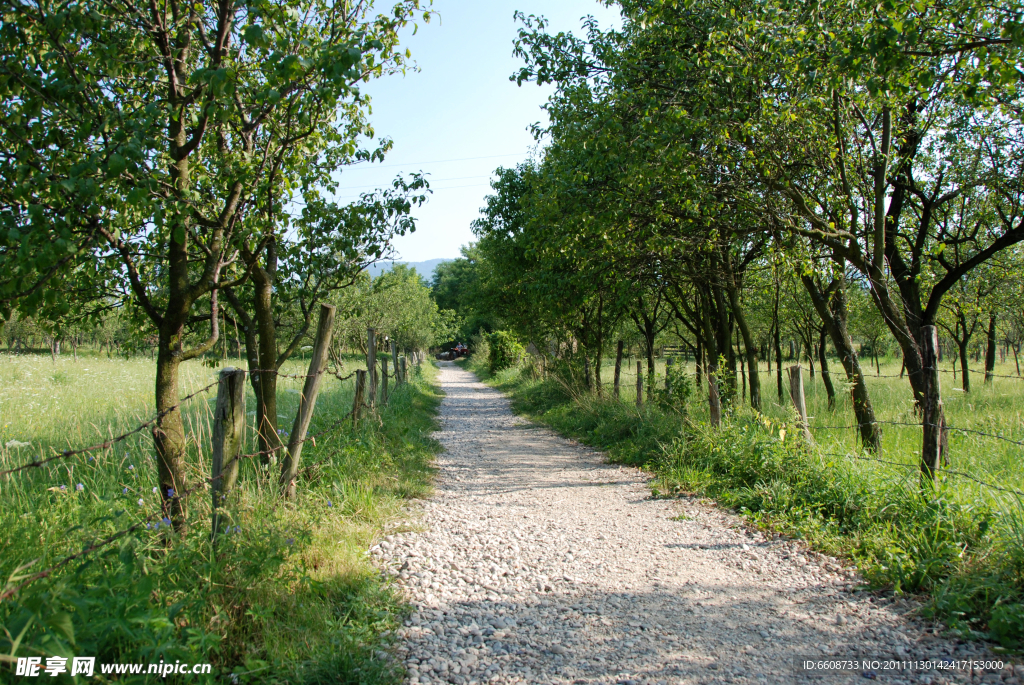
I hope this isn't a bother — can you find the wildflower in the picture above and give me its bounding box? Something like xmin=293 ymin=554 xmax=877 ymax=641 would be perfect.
xmin=128 ymin=464 xmax=135 ymax=471
xmin=286 ymin=538 xmax=294 ymax=546
xmin=137 ymin=498 xmax=144 ymax=506
xmin=152 ymin=487 xmax=158 ymax=494
xmin=167 ymin=488 xmax=175 ymax=498
xmin=327 ymin=500 xmax=333 ymax=507
xmin=60 ymin=484 xmax=66 ymax=491
xmin=87 ymin=456 xmax=94 ymax=462
xmin=123 ymin=487 xmax=128 ymax=494
xmin=161 ymin=517 xmax=172 ymax=528
xmin=76 ymin=483 xmax=84 ymax=491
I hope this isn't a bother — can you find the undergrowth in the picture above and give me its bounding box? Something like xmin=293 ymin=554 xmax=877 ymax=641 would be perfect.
xmin=462 ymin=356 xmax=1024 ymax=651
xmin=1 ymin=354 xmax=442 ymax=683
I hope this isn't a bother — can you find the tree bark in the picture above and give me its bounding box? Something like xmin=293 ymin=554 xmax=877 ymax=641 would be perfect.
xmin=818 ymin=325 xmax=836 ymax=409
xmin=724 ymin=258 xmax=761 ymax=411
xmin=920 ymin=326 xmax=948 ymax=483
xmin=613 ymin=340 xmax=623 ymax=399
xmin=958 ymin=338 xmax=971 ymax=393
xmin=773 ymin=294 xmax=783 ymax=400
xmin=984 ymin=313 xmax=997 ymax=384
xmin=800 ymin=273 xmax=881 ymax=451
xmin=250 ymin=244 xmax=284 ymax=463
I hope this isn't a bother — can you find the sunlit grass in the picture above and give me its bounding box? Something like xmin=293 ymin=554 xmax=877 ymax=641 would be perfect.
xmin=1 ymin=351 xmax=441 ymax=683
xmin=596 ymin=355 xmax=1024 ymax=496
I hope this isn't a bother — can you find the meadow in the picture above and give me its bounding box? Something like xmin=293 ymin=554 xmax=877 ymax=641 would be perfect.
xmin=603 ymin=354 xmax=1024 ymax=496
xmin=468 ymin=352 xmax=1024 ymax=651
xmin=1 ymin=350 xmax=442 ymax=684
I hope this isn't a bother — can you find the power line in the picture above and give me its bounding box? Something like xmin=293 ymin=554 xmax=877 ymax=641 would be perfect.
xmin=344 ymin=152 xmax=526 ymax=171
xmin=333 ymin=173 xmax=494 ymax=191
xmin=333 ymin=182 xmax=493 ymax=202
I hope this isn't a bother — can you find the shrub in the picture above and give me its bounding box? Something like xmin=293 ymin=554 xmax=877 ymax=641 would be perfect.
xmin=487 ymin=331 xmax=524 ymax=374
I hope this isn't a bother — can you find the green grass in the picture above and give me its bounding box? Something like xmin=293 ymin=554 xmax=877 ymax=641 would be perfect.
xmin=1 ymin=351 xmax=442 ymax=683
xmin=464 ymin=353 xmax=1024 ymax=651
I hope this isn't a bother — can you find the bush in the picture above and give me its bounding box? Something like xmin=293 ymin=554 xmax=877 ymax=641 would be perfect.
xmin=487 ymin=331 xmax=524 ymax=374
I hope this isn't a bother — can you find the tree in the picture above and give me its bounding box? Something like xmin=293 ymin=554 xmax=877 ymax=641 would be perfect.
xmin=0 ymin=0 xmax=430 ymax=524
xmin=431 ymin=244 xmax=496 ymax=341
xmin=335 ymin=264 xmax=459 ymax=358
xmin=225 ymin=177 xmax=428 ymax=459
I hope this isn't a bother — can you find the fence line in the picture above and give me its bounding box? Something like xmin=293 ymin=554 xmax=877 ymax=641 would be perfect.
xmin=0 ymin=380 xmax=220 ymax=478
xmin=1 ymin=397 xmax=373 ymax=603
xmin=809 ymin=419 xmax=1024 ymax=449
xmin=0 ymin=363 xmax=371 ymax=479
xmin=818 ymin=450 xmax=1024 ymax=498
xmin=2 ymin=321 xmax=422 ymax=602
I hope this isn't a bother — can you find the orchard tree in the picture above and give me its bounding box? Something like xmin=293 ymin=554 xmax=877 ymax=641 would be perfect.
xmin=225 ymin=176 xmax=428 ymax=458
xmin=0 ymin=0 xmax=431 ymax=525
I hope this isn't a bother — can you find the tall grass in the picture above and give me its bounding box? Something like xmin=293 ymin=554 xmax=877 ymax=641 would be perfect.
xmin=1 ymin=351 xmax=442 ymax=683
xmin=466 ymin=354 xmax=1024 ymax=650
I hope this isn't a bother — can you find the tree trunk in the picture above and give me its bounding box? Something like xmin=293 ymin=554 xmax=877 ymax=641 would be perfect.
xmin=154 ymin=329 xmax=188 ymax=527
xmin=251 ymin=265 xmax=283 ymax=463
xmin=984 ymin=313 xmax=997 ymax=383
xmin=595 ymin=299 xmax=604 ymax=397
xmin=613 ymin=340 xmax=623 ymax=399
xmin=818 ymin=325 xmax=836 ymax=409
xmin=920 ymin=326 xmax=948 ymax=482
xmin=695 ymin=337 xmax=704 ymax=390
xmin=774 ymin=323 xmax=783 ymax=401
xmin=800 ymin=274 xmax=881 ymax=452
xmin=725 ymin=274 xmax=761 ymax=411
xmin=958 ymin=339 xmax=970 ymax=393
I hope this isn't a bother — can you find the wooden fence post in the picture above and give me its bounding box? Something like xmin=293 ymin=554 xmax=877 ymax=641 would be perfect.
xmin=613 ymin=340 xmax=623 ymax=399
xmin=211 ymin=367 xmax=246 ymax=540
xmin=381 ymin=356 xmax=389 ymax=405
xmin=708 ymin=372 xmax=722 ymax=427
xmin=788 ymin=365 xmax=813 ymax=443
xmin=921 ymin=325 xmax=946 ymax=484
xmin=280 ymin=304 xmax=336 ymax=499
xmin=636 ymin=360 xmax=643 ymax=407
xmin=391 ymin=340 xmax=400 ymax=382
xmin=367 ymin=328 xmax=377 ymax=408
xmin=666 ymin=356 xmax=674 ymax=391
xmin=400 ymin=356 xmax=407 ymax=384
xmin=353 ymin=369 xmax=366 ymax=427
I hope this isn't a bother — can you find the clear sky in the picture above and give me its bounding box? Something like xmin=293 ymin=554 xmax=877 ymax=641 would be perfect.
xmin=334 ymin=0 xmax=622 ymax=263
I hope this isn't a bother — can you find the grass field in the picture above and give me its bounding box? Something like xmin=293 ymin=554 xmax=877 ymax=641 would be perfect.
xmin=468 ymin=353 xmax=1024 ymax=651
xmin=1 ymin=351 xmax=442 ymax=683
xmin=601 ymin=355 xmax=1024 ymax=497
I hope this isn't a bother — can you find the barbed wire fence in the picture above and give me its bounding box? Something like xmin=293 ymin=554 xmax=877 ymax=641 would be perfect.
xmin=773 ymin=360 xmax=1024 ymax=502
xmin=1 ymin=319 xmax=428 ymax=604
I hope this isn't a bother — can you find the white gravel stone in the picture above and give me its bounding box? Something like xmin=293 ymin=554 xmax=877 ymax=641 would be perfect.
xmin=377 ymin=362 xmax=998 ymax=684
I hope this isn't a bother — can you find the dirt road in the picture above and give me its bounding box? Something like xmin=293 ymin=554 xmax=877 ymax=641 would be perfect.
xmin=374 ymin=362 xmax=1003 ymax=685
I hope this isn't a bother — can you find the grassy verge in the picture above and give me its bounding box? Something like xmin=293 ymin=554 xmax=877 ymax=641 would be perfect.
xmin=1 ymin=353 xmax=442 ymax=683
xmin=462 ymin=355 xmax=1024 ymax=651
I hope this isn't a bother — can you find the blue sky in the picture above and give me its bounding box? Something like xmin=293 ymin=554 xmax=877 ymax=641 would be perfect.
xmin=335 ymin=0 xmax=622 ymax=263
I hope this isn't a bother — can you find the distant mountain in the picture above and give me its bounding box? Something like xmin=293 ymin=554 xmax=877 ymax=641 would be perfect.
xmin=365 ymin=258 xmax=450 ymax=281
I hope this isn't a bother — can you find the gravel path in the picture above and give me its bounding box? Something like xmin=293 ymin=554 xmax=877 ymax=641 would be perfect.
xmin=374 ymin=362 xmax=1012 ymax=685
